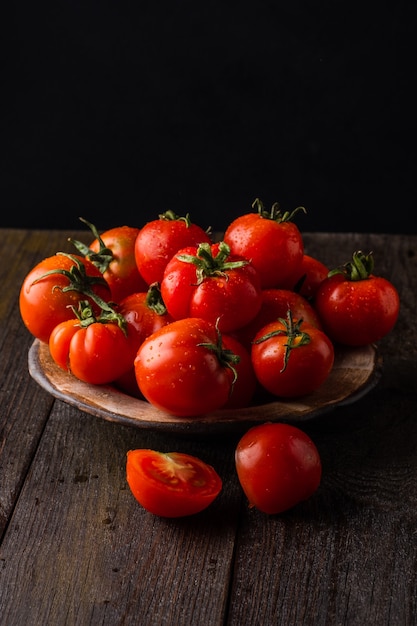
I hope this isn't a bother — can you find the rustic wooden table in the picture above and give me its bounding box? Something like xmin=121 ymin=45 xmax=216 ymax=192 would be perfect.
xmin=0 ymin=229 xmax=416 ymax=626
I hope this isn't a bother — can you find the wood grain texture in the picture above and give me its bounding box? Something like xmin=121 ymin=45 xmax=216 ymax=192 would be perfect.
xmin=0 ymin=229 xmax=416 ymax=626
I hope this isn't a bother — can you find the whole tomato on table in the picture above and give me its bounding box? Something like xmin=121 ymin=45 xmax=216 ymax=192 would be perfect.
xmin=251 ymin=309 xmax=334 ymax=398
xmin=314 ymin=251 xmax=400 ymax=346
xmin=126 ymin=449 xmax=222 ymax=518
xmin=160 ymin=240 xmax=262 ymax=333
xmin=223 ymin=198 xmax=306 ymax=289
xmin=235 ymin=422 xmax=322 ymax=514
xmin=134 ymin=210 xmax=212 ymax=285
xmin=19 ymin=252 xmax=111 ymax=343
xmin=70 ymin=218 xmax=148 ymax=303
xmin=134 ymin=317 xmax=242 ymax=416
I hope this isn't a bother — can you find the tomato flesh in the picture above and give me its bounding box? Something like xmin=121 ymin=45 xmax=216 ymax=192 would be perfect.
xmin=126 ymin=449 xmax=222 ymax=517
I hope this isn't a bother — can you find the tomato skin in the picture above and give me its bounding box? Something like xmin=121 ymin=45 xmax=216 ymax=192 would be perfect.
xmin=134 ymin=318 xmax=237 ymax=416
xmin=234 ymin=288 xmax=322 ymax=351
xmin=126 ymin=449 xmax=222 ymax=517
xmin=89 ymin=225 xmax=148 ymax=302
xmin=314 ymin=273 xmax=400 ymax=346
xmin=220 ymin=335 xmax=257 ymax=409
xmin=251 ymin=318 xmax=334 ymax=397
xmin=49 ymin=319 xmax=135 ymax=384
xmin=117 ymin=289 xmax=174 ymax=355
xmin=134 ymin=213 xmax=212 ymax=285
xmin=19 ymin=254 xmax=111 ymax=343
xmin=235 ymin=423 xmax=322 ymax=514
xmin=223 ymin=213 xmax=304 ymax=289
xmin=288 ymin=254 xmax=329 ymax=299
xmin=114 ymin=288 xmax=174 ymax=397
xmin=160 ymin=242 xmax=263 ymax=333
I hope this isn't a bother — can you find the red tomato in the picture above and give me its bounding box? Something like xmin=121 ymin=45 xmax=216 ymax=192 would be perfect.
xmin=70 ymin=220 xmax=148 ymax=303
xmin=160 ymin=241 xmax=262 ymax=333
xmin=234 ymin=288 xmax=322 ymax=351
xmin=134 ymin=210 xmax=212 ymax=285
xmin=49 ymin=316 xmax=135 ymax=385
xmin=223 ymin=198 xmax=305 ymax=288
xmin=114 ymin=284 xmax=174 ymax=397
xmin=19 ymin=253 xmax=111 ymax=343
xmin=220 ymin=335 xmax=257 ymax=409
xmin=289 ymin=254 xmax=329 ymax=299
xmin=314 ymin=251 xmax=400 ymax=346
xmin=235 ymin=422 xmax=322 ymax=514
xmin=134 ymin=317 xmax=240 ymax=416
xmin=117 ymin=283 xmax=174 ymax=355
xmin=251 ymin=310 xmax=334 ymax=397
xmin=126 ymin=449 xmax=222 ymax=517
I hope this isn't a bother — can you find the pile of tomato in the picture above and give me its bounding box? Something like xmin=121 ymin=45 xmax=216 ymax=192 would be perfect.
xmin=19 ymin=200 xmax=400 ymax=517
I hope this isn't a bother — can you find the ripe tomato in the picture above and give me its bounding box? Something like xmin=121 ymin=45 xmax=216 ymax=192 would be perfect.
xmin=134 ymin=210 xmax=212 ymax=285
xmin=19 ymin=253 xmax=111 ymax=343
xmin=289 ymin=254 xmax=329 ymax=299
xmin=114 ymin=284 xmax=174 ymax=397
xmin=235 ymin=422 xmax=322 ymax=514
xmin=126 ymin=449 xmax=222 ymax=518
xmin=49 ymin=303 xmax=135 ymax=384
xmin=223 ymin=198 xmax=305 ymax=288
xmin=70 ymin=219 xmax=148 ymax=303
xmin=314 ymin=251 xmax=400 ymax=346
xmin=251 ymin=310 xmax=334 ymax=398
xmin=234 ymin=288 xmax=322 ymax=351
xmin=134 ymin=317 xmax=240 ymax=416
xmin=160 ymin=241 xmax=262 ymax=333
xmin=220 ymin=335 xmax=257 ymax=409
xmin=117 ymin=283 xmax=174 ymax=355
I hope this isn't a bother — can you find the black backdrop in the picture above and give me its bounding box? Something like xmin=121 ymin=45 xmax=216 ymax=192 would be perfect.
xmin=3 ymin=2 xmax=416 ymax=234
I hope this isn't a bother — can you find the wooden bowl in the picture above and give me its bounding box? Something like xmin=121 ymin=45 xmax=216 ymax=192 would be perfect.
xmin=28 ymin=339 xmax=382 ymax=435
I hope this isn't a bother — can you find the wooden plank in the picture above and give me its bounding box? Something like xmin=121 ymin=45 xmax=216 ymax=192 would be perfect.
xmin=227 ymin=233 xmax=417 ymax=625
xmin=0 ymin=230 xmax=416 ymax=625
xmin=0 ymin=230 xmax=90 ymax=535
xmin=0 ymin=402 xmax=241 ymax=625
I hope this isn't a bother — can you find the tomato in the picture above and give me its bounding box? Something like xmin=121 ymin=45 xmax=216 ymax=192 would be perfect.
xmin=314 ymin=251 xmax=400 ymax=346
xmin=251 ymin=310 xmax=334 ymax=397
xmin=160 ymin=241 xmax=262 ymax=333
xmin=117 ymin=283 xmax=174 ymax=355
xmin=19 ymin=253 xmax=111 ymax=343
xmin=289 ymin=254 xmax=329 ymax=299
xmin=114 ymin=283 xmax=174 ymax=397
xmin=235 ymin=422 xmax=322 ymax=514
xmin=134 ymin=210 xmax=212 ymax=285
xmin=126 ymin=449 xmax=222 ymax=517
xmin=70 ymin=219 xmax=148 ymax=303
xmin=134 ymin=317 xmax=240 ymax=416
xmin=220 ymin=335 xmax=257 ymax=409
xmin=234 ymin=288 xmax=322 ymax=351
xmin=223 ymin=198 xmax=305 ymax=288
xmin=49 ymin=303 xmax=135 ymax=384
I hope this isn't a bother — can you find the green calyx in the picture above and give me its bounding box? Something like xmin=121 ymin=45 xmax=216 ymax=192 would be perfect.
xmin=145 ymin=282 xmax=168 ymax=316
xmin=197 ymin=321 xmax=240 ymax=387
xmin=328 ymin=250 xmax=374 ymax=281
xmin=158 ymin=210 xmax=192 ymax=227
xmin=33 ymin=252 xmax=127 ymax=333
xmin=69 ymin=299 xmax=127 ymax=333
xmin=176 ymin=241 xmax=248 ymax=285
xmin=252 ymin=198 xmax=307 ymax=223
xmin=32 ymin=252 xmax=108 ymax=295
xmin=253 ymin=309 xmax=311 ymax=372
xmin=70 ymin=217 xmax=114 ymax=275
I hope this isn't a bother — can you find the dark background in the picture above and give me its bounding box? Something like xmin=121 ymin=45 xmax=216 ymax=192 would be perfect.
xmin=3 ymin=2 xmax=416 ymax=234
